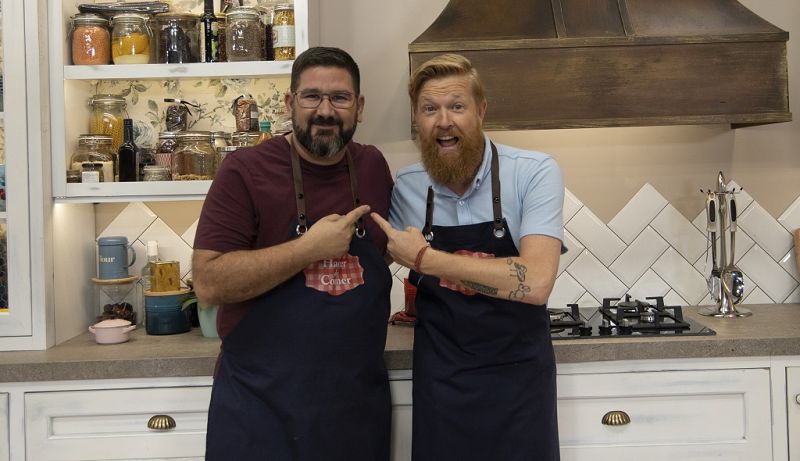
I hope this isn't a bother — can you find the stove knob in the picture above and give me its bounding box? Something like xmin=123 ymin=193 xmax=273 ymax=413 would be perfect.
xmin=619 ymin=325 xmax=633 ymax=335
xmin=599 ymin=325 xmax=613 ymax=336
xmin=578 ymin=326 xmax=592 ymax=336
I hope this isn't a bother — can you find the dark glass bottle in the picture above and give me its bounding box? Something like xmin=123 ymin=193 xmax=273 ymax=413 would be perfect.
xmin=118 ymin=119 xmax=138 ymax=182
xmin=201 ymin=0 xmax=219 ymax=62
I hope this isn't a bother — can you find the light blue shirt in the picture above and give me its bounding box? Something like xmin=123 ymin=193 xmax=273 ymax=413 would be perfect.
xmin=390 ymin=133 xmax=566 ymax=252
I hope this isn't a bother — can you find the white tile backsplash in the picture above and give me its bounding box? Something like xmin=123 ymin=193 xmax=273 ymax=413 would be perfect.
xmin=102 ymin=181 xmax=800 ymax=310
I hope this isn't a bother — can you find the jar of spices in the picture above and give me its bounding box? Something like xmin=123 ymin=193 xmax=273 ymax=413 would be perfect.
xmin=88 ymin=94 xmax=127 ymax=152
xmin=230 ymin=131 xmax=262 ymax=147
xmin=81 ymin=162 xmax=105 ymax=183
xmin=156 ymin=131 xmax=178 ymax=169
xmin=66 ymin=170 xmax=82 ymax=183
xmin=225 ymin=6 xmax=264 ymax=62
xmin=173 ymin=131 xmax=219 ymax=180
xmin=71 ymin=134 xmax=117 ymax=183
xmin=110 ymin=13 xmax=152 ymax=64
xmin=70 ymin=13 xmax=111 ymax=65
xmin=272 ymin=4 xmax=295 ymax=61
xmin=142 ymin=165 xmax=172 ymax=181
xmin=154 ymin=13 xmax=200 ymax=63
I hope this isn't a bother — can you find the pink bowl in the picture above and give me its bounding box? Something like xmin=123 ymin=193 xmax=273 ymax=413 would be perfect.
xmin=89 ymin=319 xmax=136 ymax=344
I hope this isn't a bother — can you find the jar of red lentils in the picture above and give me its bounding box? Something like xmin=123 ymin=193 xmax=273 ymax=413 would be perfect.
xmin=70 ymin=13 xmax=111 ymax=65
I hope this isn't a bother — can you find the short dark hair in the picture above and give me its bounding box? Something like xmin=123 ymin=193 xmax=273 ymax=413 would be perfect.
xmin=290 ymin=47 xmax=361 ymax=95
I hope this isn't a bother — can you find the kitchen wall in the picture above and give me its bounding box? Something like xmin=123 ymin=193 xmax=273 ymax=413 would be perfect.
xmin=93 ymin=0 xmax=800 ymax=311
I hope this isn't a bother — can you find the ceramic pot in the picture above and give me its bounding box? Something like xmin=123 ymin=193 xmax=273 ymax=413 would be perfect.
xmin=89 ymin=318 xmax=136 ymax=344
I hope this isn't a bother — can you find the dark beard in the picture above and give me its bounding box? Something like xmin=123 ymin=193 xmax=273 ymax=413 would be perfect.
xmin=420 ymin=129 xmax=484 ymax=189
xmin=294 ymin=115 xmax=356 ymax=159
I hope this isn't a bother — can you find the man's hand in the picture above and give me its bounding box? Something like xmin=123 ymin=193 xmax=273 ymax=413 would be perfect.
xmin=302 ymin=205 xmax=372 ymax=260
xmin=370 ymin=213 xmax=429 ymax=269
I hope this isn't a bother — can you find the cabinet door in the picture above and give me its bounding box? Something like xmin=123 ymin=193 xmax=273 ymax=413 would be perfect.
xmin=390 ymin=379 xmax=412 ymax=461
xmin=0 ymin=0 xmax=35 ymax=341
xmin=0 ymin=392 xmax=7 ymax=461
xmin=788 ymin=367 xmax=800 ymax=461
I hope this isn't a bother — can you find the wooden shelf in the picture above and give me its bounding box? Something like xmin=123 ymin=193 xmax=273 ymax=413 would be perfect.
xmin=63 ymin=61 xmax=294 ymax=81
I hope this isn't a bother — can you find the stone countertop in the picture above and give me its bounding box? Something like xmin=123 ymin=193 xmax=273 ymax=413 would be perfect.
xmin=0 ymin=304 xmax=798 ymax=383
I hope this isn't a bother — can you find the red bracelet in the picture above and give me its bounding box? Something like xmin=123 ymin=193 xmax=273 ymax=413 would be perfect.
xmin=414 ymin=245 xmax=431 ymax=274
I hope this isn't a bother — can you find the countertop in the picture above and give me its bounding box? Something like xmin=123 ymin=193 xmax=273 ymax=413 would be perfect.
xmin=0 ymin=304 xmax=799 ymax=383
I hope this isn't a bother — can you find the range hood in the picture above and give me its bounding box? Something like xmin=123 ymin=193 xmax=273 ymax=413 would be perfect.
xmin=409 ymin=0 xmax=791 ymax=129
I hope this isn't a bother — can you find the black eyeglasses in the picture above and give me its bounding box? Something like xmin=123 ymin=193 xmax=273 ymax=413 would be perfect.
xmin=293 ymin=91 xmax=356 ymax=109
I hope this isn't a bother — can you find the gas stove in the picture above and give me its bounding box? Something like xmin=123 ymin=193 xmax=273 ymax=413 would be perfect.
xmin=549 ymin=295 xmax=715 ymax=340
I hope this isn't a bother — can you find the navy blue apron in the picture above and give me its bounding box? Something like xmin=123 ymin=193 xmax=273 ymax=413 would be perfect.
xmin=205 ymin=145 xmax=392 ymax=461
xmin=409 ymin=143 xmax=559 ymax=461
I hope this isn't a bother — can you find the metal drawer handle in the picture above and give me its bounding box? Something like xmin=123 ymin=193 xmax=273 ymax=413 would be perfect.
xmin=601 ymin=410 xmax=631 ymax=426
xmin=147 ymin=414 xmax=177 ymax=431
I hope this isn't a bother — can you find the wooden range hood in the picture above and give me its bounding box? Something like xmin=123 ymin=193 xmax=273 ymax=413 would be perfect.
xmin=409 ymin=0 xmax=791 ymax=129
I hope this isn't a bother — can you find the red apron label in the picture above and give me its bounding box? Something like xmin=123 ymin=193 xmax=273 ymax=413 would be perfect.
xmin=304 ymin=254 xmax=364 ymax=296
xmin=439 ymin=250 xmax=495 ymax=295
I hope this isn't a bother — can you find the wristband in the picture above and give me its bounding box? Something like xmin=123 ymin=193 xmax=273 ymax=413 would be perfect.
xmin=414 ymin=245 xmax=431 ymax=274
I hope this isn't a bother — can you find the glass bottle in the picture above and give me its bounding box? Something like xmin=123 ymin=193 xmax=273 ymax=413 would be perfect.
xmin=110 ymin=13 xmax=152 ymax=64
xmin=173 ymin=131 xmax=218 ymax=180
xmin=200 ymin=0 xmax=220 ymax=63
xmin=118 ymin=119 xmax=138 ymax=182
xmin=225 ymin=7 xmax=264 ymax=62
xmin=154 ymin=12 xmax=200 ymax=63
xmin=71 ymin=134 xmax=116 ymax=183
xmin=70 ymin=13 xmax=111 ymax=65
xmin=141 ymin=240 xmax=160 ymax=292
xmin=257 ymin=119 xmax=273 ymax=144
xmin=89 ymin=94 xmax=127 ymax=152
xmin=272 ymin=4 xmax=295 ymax=61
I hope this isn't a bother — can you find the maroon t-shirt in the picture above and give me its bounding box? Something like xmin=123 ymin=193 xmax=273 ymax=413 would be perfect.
xmin=194 ymin=135 xmax=394 ymax=339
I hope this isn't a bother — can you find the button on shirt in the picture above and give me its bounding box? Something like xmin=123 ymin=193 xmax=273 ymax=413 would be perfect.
xmin=390 ymin=133 xmax=565 ymax=252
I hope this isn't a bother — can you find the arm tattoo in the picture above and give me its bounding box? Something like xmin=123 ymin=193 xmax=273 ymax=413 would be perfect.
xmin=507 ymin=258 xmax=531 ymax=301
xmin=460 ymin=280 xmax=499 ymax=296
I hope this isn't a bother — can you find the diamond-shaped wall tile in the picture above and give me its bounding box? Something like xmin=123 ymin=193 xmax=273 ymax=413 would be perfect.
xmin=563 ymin=189 xmax=583 ymax=225
xmin=609 ymin=227 xmax=668 ymax=287
xmin=575 ymin=292 xmax=599 ymax=308
xmin=692 ymin=208 xmax=708 ymax=234
xmin=663 ymin=290 xmax=688 ymax=307
xmin=565 ymin=208 xmax=625 ymax=266
xmin=739 ymin=202 xmax=793 ymax=262
xmin=779 ymin=248 xmax=800 ymax=282
xmin=627 ymin=269 xmax=670 ymax=301
xmin=98 ymin=202 xmax=157 ymax=243
xmin=785 ymin=285 xmax=800 ymax=304
xmin=742 ymin=287 xmax=775 ymax=305
xmin=650 ymin=204 xmax=707 ymax=264
xmin=138 ymin=219 xmax=194 ymax=278
xmin=548 ymin=272 xmax=586 ymax=308
xmin=779 ymin=195 xmax=800 ymax=234
xmin=557 ymin=231 xmax=584 ymax=276
xmin=182 ymin=219 xmax=198 ymax=247
xmin=566 ymin=251 xmax=627 ymax=301
xmin=651 ymin=248 xmax=707 ymax=305
xmin=608 ymin=183 xmax=668 ymax=244
xmin=738 ymin=245 xmax=797 ymax=303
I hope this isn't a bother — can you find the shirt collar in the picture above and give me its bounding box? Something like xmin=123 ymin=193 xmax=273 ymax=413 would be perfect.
xmin=430 ymin=132 xmax=492 ymax=199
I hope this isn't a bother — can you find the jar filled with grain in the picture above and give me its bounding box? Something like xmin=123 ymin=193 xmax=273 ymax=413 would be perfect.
xmin=225 ymin=6 xmax=264 ymax=62
xmin=110 ymin=13 xmax=152 ymax=64
xmin=70 ymin=13 xmax=111 ymax=65
xmin=88 ymin=94 xmax=127 ymax=152
xmin=272 ymin=4 xmax=294 ymax=61
xmin=173 ymin=131 xmax=219 ymax=180
xmin=154 ymin=13 xmax=200 ymax=63
xmin=71 ymin=134 xmax=117 ymax=183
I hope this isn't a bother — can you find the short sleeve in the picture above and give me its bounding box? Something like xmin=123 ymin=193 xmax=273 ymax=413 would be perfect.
xmin=518 ymin=156 xmax=565 ymax=245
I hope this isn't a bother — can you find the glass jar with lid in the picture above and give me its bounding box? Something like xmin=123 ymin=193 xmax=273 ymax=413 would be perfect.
xmin=272 ymin=4 xmax=295 ymax=61
xmin=211 ymin=131 xmax=229 ymax=151
xmin=88 ymin=94 xmax=127 ymax=152
xmin=172 ymin=131 xmax=219 ymax=180
xmin=156 ymin=131 xmax=178 ymax=170
xmin=71 ymin=134 xmax=117 ymax=183
xmin=225 ymin=6 xmax=264 ymax=62
xmin=230 ymin=131 xmax=262 ymax=147
xmin=154 ymin=13 xmax=200 ymax=63
xmin=110 ymin=13 xmax=152 ymax=64
xmin=70 ymin=13 xmax=111 ymax=65
xmin=142 ymin=165 xmax=172 ymax=181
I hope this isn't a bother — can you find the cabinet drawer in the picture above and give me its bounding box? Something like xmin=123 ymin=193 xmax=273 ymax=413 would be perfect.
xmin=1 ymin=393 xmax=8 ymax=461
xmin=25 ymin=385 xmax=211 ymax=461
xmin=557 ymin=368 xmax=771 ymax=461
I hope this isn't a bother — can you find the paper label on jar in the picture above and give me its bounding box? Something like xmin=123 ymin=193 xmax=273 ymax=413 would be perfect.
xmin=273 ymin=25 xmax=295 ymax=48
xmin=81 ymin=171 xmax=101 ymax=183
xmin=303 ymin=254 xmax=364 ymax=296
xmin=73 ymin=161 xmax=114 ymax=183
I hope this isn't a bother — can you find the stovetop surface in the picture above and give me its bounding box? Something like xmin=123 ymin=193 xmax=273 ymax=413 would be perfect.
xmin=549 ymin=295 xmax=716 ymax=340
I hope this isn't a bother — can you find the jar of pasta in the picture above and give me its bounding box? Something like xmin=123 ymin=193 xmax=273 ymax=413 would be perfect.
xmin=110 ymin=13 xmax=152 ymax=64
xmin=225 ymin=7 xmax=264 ymax=62
xmin=88 ymin=94 xmax=127 ymax=152
xmin=172 ymin=131 xmax=218 ymax=180
xmin=71 ymin=135 xmax=116 ymax=183
xmin=272 ymin=4 xmax=294 ymax=61
xmin=70 ymin=13 xmax=111 ymax=65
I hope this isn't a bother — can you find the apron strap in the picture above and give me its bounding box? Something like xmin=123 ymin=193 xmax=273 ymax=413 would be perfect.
xmin=290 ymin=137 xmax=363 ymax=237
xmin=423 ymin=186 xmax=434 ymax=242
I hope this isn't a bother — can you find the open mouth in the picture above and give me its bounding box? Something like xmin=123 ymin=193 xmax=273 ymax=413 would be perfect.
xmin=437 ymin=135 xmax=459 ymax=148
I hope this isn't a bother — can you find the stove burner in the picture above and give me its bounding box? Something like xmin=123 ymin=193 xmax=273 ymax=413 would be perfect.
xmin=549 ymin=295 xmax=715 ymax=340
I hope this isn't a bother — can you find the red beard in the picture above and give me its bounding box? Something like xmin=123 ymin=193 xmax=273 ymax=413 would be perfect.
xmin=419 ymin=128 xmax=484 ymax=190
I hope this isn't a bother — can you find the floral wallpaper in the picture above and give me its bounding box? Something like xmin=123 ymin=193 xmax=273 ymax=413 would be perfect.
xmin=92 ymin=76 xmax=291 ymax=149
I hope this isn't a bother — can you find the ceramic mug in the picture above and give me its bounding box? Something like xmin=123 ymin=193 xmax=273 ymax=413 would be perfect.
xmin=97 ymin=236 xmax=136 ymax=279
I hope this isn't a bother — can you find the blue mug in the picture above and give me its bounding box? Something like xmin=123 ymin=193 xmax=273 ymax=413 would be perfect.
xmin=97 ymin=236 xmax=136 ymax=279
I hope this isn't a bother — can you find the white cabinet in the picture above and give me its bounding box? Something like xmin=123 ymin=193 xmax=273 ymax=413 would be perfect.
xmin=0 ymin=0 xmax=52 ymax=350
xmin=557 ymin=367 xmax=772 ymax=461
xmin=1 ymin=392 xmax=8 ymax=461
xmin=24 ymin=384 xmax=212 ymax=461
xmin=787 ymin=367 xmax=800 ymax=460
xmin=49 ymin=0 xmax=318 ymax=203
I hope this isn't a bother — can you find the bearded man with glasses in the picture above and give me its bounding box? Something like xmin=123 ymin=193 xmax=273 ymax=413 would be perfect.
xmin=193 ymin=46 xmax=394 ymax=461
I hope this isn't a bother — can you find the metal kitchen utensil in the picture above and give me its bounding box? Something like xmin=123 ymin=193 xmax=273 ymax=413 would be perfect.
xmin=706 ymin=191 xmax=721 ymax=302
xmin=728 ymin=195 xmax=745 ymax=303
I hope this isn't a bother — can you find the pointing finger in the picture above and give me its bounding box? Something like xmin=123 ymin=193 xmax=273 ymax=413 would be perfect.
xmin=369 ymin=212 xmax=394 ymax=234
xmin=343 ymin=204 xmax=371 ymax=225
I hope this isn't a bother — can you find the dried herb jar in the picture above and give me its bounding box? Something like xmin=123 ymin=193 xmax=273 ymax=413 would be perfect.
xmin=70 ymin=13 xmax=111 ymax=65
xmin=154 ymin=13 xmax=200 ymax=63
xmin=225 ymin=7 xmax=264 ymax=62
xmin=172 ymin=131 xmax=219 ymax=181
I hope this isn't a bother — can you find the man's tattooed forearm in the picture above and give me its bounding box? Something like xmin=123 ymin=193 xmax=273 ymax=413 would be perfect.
xmin=508 ymin=283 xmax=532 ymax=301
xmin=460 ymin=280 xmax=499 ymax=296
